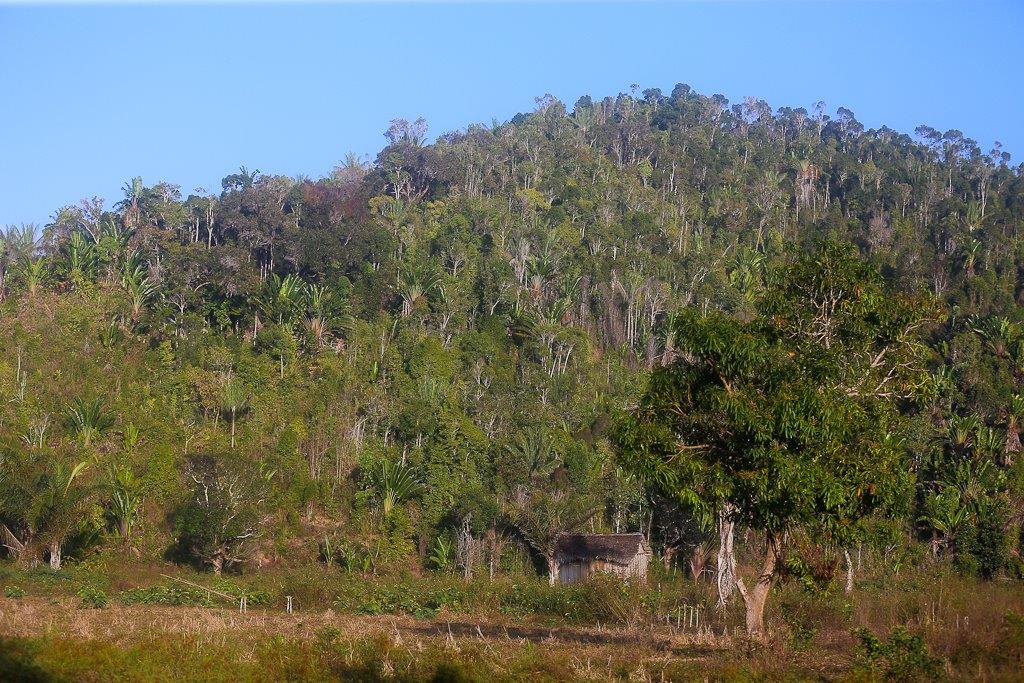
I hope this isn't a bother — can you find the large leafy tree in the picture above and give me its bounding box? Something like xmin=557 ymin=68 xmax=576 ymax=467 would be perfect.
xmin=616 ymin=243 xmax=933 ymax=636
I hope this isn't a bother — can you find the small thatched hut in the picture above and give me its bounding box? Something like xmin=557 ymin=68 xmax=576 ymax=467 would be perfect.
xmin=553 ymin=533 xmax=652 ymax=584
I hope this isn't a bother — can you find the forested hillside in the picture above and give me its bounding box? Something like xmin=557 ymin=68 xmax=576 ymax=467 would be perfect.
xmin=2 ymin=83 xmax=1023 ymax=622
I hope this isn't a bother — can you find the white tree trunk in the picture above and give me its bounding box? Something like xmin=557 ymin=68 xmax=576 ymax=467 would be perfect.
xmin=49 ymin=540 xmax=62 ymax=571
xmin=547 ymin=556 xmax=559 ymax=586
xmin=716 ymin=504 xmax=737 ymax=607
xmin=844 ymin=548 xmax=855 ymax=594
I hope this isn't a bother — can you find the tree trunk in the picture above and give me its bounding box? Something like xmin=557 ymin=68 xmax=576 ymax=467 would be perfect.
xmin=546 ymin=555 xmax=559 ymax=586
xmin=690 ymin=544 xmax=709 ymax=583
xmin=736 ymin=533 xmax=779 ymax=638
xmin=844 ymin=548 xmax=855 ymax=594
xmin=457 ymin=516 xmax=473 ymax=581
xmin=716 ymin=504 xmax=737 ymax=607
xmin=49 ymin=539 xmax=62 ymax=571
xmin=212 ymin=555 xmax=223 ymax=575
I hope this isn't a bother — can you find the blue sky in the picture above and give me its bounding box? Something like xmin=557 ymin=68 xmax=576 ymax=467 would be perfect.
xmin=1 ymin=1 xmax=1021 ymax=226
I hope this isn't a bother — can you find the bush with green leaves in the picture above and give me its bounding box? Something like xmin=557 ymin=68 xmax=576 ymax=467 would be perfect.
xmin=120 ymin=580 xmax=271 ymax=608
xmin=4 ymin=585 xmax=25 ymax=599
xmin=956 ymin=500 xmax=1009 ymax=579
xmin=0 ymin=451 xmax=98 ymax=571
xmin=120 ymin=585 xmax=215 ymax=608
xmin=105 ymin=461 xmax=142 ymax=542
xmin=855 ymin=626 xmax=943 ymax=681
xmin=77 ymin=586 xmax=108 ymax=609
xmin=428 ymin=535 xmax=454 ymax=571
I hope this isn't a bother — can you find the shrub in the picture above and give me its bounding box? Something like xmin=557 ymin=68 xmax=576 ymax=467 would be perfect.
xmin=77 ymin=586 xmax=108 ymax=609
xmin=209 ymin=578 xmax=273 ymax=606
xmin=121 ymin=585 xmax=213 ymax=607
xmin=120 ymin=580 xmax=271 ymax=608
xmin=958 ymin=502 xmax=1009 ymax=579
xmin=428 ymin=535 xmax=454 ymax=571
xmin=778 ymin=586 xmax=850 ymax=650
xmin=320 ymin=536 xmax=336 ymax=565
xmin=354 ymin=581 xmax=447 ymax=618
xmin=337 ymin=540 xmax=373 ymax=573
xmin=855 ymin=626 xmax=943 ymax=680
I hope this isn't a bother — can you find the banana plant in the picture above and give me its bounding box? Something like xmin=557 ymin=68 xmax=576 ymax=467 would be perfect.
xmin=106 ymin=462 xmax=141 ymax=541
xmin=945 ymin=457 xmax=1004 ymax=514
xmin=918 ymin=488 xmax=969 ymax=557
xmin=944 ymin=414 xmax=979 ymax=457
xmin=961 ymin=237 xmax=982 ymax=278
xmin=962 ymin=201 xmax=983 ymax=234
xmin=428 ymin=535 xmax=454 ymax=571
xmin=118 ymin=176 xmax=144 ymax=228
xmin=729 ymin=247 xmax=767 ymax=300
xmin=321 ymin=536 xmax=336 ymax=565
xmin=1003 ymin=394 xmax=1024 ymax=464
xmin=504 ymin=426 xmax=558 ymax=483
xmin=20 ymin=257 xmax=46 ymax=297
xmin=2 ymin=223 xmax=40 ymax=262
xmin=97 ymin=221 xmax=134 ymax=281
xmin=301 ymin=284 xmax=353 ymax=351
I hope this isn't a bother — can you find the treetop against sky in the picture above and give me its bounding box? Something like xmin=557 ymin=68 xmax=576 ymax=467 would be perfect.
xmin=0 ymin=0 xmax=1021 ymax=226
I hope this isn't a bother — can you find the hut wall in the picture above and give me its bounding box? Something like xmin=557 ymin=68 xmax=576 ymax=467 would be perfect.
xmin=558 ymin=561 xmax=589 ymax=584
xmin=627 ymin=553 xmax=650 ymax=583
xmin=557 ymin=554 xmax=650 ymax=584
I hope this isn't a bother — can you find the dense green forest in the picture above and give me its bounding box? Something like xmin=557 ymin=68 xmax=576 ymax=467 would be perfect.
xmin=2 ymin=84 xmax=1023 ymax=640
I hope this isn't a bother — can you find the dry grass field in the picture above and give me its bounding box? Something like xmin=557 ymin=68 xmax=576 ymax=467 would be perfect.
xmin=0 ymin=596 xmax=766 ymax=682
xmin=1 ymin=560 xmax=1023 ymax=681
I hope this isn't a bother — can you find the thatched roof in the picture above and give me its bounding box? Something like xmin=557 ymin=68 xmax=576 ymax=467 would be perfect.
xmin=554 ymin=533 xmax=652 ymax=565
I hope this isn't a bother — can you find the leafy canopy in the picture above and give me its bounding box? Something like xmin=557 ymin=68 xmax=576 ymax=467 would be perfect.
xmin=616 ymin=243 xmax=934 ymax=544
